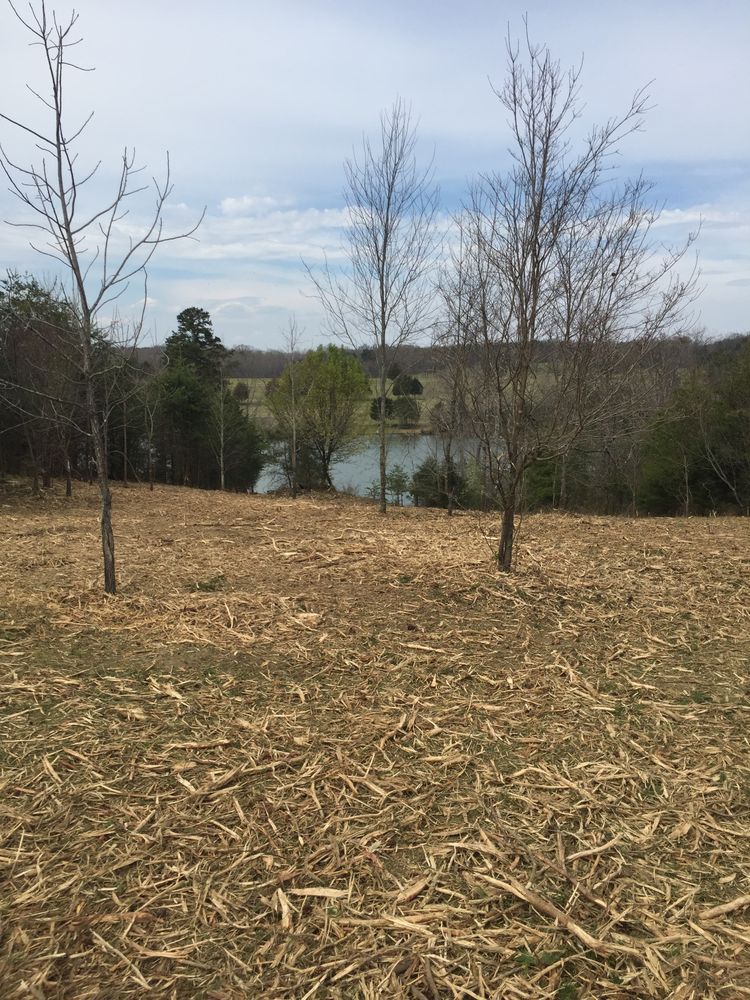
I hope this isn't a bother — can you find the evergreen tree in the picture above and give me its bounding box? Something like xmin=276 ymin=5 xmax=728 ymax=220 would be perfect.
xmin=164 ymin=308 xmax=227 ymax=381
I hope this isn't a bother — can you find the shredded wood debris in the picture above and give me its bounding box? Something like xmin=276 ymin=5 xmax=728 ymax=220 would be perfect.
xmin=1 ymin=483 xmax=749 ymax=997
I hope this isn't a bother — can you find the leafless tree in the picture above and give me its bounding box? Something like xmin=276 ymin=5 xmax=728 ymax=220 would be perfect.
xmin=309 ymin=100 xmax=439 ymax=513
xmin=283 ymin=316 xmax=302 ymax=497
xmin=447 ymin=33 xmax=697 ymax=570
xmin=141 ymin=375 xmax=159 ymax=492
xmin=431 ymin=230 xmax=478 ymax=514
xmin=264 ymin=318 xmax=307 ymax=495
xmin=0 ymin=1 xmax=202 ymax=593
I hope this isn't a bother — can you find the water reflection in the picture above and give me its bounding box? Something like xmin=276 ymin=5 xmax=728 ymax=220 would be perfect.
xmin=256 ymin=434 xmax=441 ymax=505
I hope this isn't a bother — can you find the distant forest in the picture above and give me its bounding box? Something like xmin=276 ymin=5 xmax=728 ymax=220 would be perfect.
xmin=2 ymin=274 xmax=749 ymax=519
xmin=133 ymin=342 xmax=446 ymax=380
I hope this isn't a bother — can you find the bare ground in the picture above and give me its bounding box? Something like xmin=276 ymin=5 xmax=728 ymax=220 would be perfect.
xmin=1 ymin=483 xmax=749 ymax=998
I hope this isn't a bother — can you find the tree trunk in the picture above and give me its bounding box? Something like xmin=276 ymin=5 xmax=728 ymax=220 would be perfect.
xmin=219 ymin=382 xmax=225 ymax=491
xmin=24 ymin=427 xmax=40 ymax=498
xmin=83 ymin=337 xmax=116 ymax=592
xmin=100 ymin=477 xmax=116 ymax=594
xmin=89 ymin=413 xmax=116 ymax=593
xmin=378 ymin=369 xmax=387 ymax=514
xmin=122 ymin=397 xmax=128 ymax=488
xmin=289 ymin=356 xmax=298 ymax=498
xmin=65 ymin=454 xmax=73 ymax=497
xmin=445 ymin=447 xmax=456 ymax=517
xmin=290 ymin=431 xmax=297 ymax=499
xmin=498 ymin=501 xmax=515 ymax=572
xmin=85 ymin=437 xmax=116 ymax=582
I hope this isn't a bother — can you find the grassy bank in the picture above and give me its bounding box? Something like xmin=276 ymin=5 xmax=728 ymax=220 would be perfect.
xmin=230 ymin=374 xmax=444 ymax=434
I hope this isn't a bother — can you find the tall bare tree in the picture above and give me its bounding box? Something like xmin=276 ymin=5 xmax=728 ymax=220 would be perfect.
xmin=432 ymin=225 xmax=488 ymax=515
xmin=309 ymin=100 xmax=439 ymax=513
xmin=0 ymin=1 xmax=202 ymax=593
xmin=448 ymin=33 xmax=697 ymax=570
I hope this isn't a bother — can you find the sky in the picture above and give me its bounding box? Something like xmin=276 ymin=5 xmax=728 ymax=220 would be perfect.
xmin=0 ymin=0 xmax=748 ymax=349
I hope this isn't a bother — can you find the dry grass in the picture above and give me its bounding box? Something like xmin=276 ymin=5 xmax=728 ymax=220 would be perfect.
xmin=1 ymin=483 xmax=749 ymax=999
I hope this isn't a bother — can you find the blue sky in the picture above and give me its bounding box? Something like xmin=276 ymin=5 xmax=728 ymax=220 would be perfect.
xmin=1 ymin=0 xmax=748 ymax=348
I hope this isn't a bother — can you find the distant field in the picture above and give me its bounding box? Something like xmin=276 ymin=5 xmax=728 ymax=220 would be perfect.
xmin=1 ymin=484 xmax=749 ymax=997
xmin=230 ymin=373 xmax=445 ymax=434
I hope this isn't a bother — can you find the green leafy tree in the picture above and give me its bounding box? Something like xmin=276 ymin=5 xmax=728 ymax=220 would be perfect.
xmin=268 ymin=345 xmax=368 ymax=488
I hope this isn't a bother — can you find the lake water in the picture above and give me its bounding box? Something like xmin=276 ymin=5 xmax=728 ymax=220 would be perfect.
xmin=256 ymin=434 xmax=442 ymax=503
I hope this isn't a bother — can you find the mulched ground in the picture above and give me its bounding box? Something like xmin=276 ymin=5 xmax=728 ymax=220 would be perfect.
xmin=1 ymin=483 xmax=749 ymax=998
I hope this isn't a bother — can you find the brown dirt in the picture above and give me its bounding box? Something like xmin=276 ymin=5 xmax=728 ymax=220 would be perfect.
xmin=1 ymin=483 xmax=749 ymax=998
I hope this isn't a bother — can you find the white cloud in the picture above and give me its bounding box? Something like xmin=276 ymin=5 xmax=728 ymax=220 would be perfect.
xmin=654 ymin=206 xmax=750 ymax=232
xmin=170 ymin=206 xmax=350 ymax=264
xmin=220 ymin=195 xmax=282 ymax=217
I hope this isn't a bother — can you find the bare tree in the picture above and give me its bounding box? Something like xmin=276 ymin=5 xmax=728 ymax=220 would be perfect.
xmin=0 ymin=1 xmax=202 ymax=593
xmin=283 ymin=317 xmax=301 ymax=497
xmin=141 ymin=373 xmax=159 ymax=492
xmin=432 ymin=227 xmax=484 ymax=515
xmin=309 ymin=100 xmax=439 ymax=513
xmin=264 ymin=319 xmax=306 ymax=494
xmin=448 ymin=33 xmax=697 ymax=570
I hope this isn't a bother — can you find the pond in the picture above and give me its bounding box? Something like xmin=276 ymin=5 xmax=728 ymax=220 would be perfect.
xmin=255 ymin=433 xmax=443 ymax=504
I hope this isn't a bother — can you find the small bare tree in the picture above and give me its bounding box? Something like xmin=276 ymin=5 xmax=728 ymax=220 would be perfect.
xmin=309 ymin=100 xmax=439 ymax=513
xmin=0 ymin=1 xmax=202 ymax=593
xmin=282 ymin=316 xmax=301 ymax=497
xmin=448 ymin=33 xmax=697 ymax=570
xmin=141 ymin=373 xmax=159 ymax=492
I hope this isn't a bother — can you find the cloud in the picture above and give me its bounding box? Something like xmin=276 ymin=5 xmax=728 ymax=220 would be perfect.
xmin=212 ymin=299 xmax=262 ymax=319
xmin=220 ymin=195 xmax=283 ymax=217
xmin=654 ymin=205 xmax=750 ymax=231
xmin=170 ymin=205 xmax=350 ymax=264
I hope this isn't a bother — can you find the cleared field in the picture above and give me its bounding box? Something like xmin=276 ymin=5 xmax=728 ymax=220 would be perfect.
xmin=1 ymin=484 xmax=749 ymax=998
xmin=231 ymin=374 xmax=445 ymax=434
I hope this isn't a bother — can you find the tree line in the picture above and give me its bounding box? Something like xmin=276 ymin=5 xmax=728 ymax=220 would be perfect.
xmin=4 ymin=275 xmax=745 ymax=522
xmin=0 ymin=290 xmax=265 ymax=496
